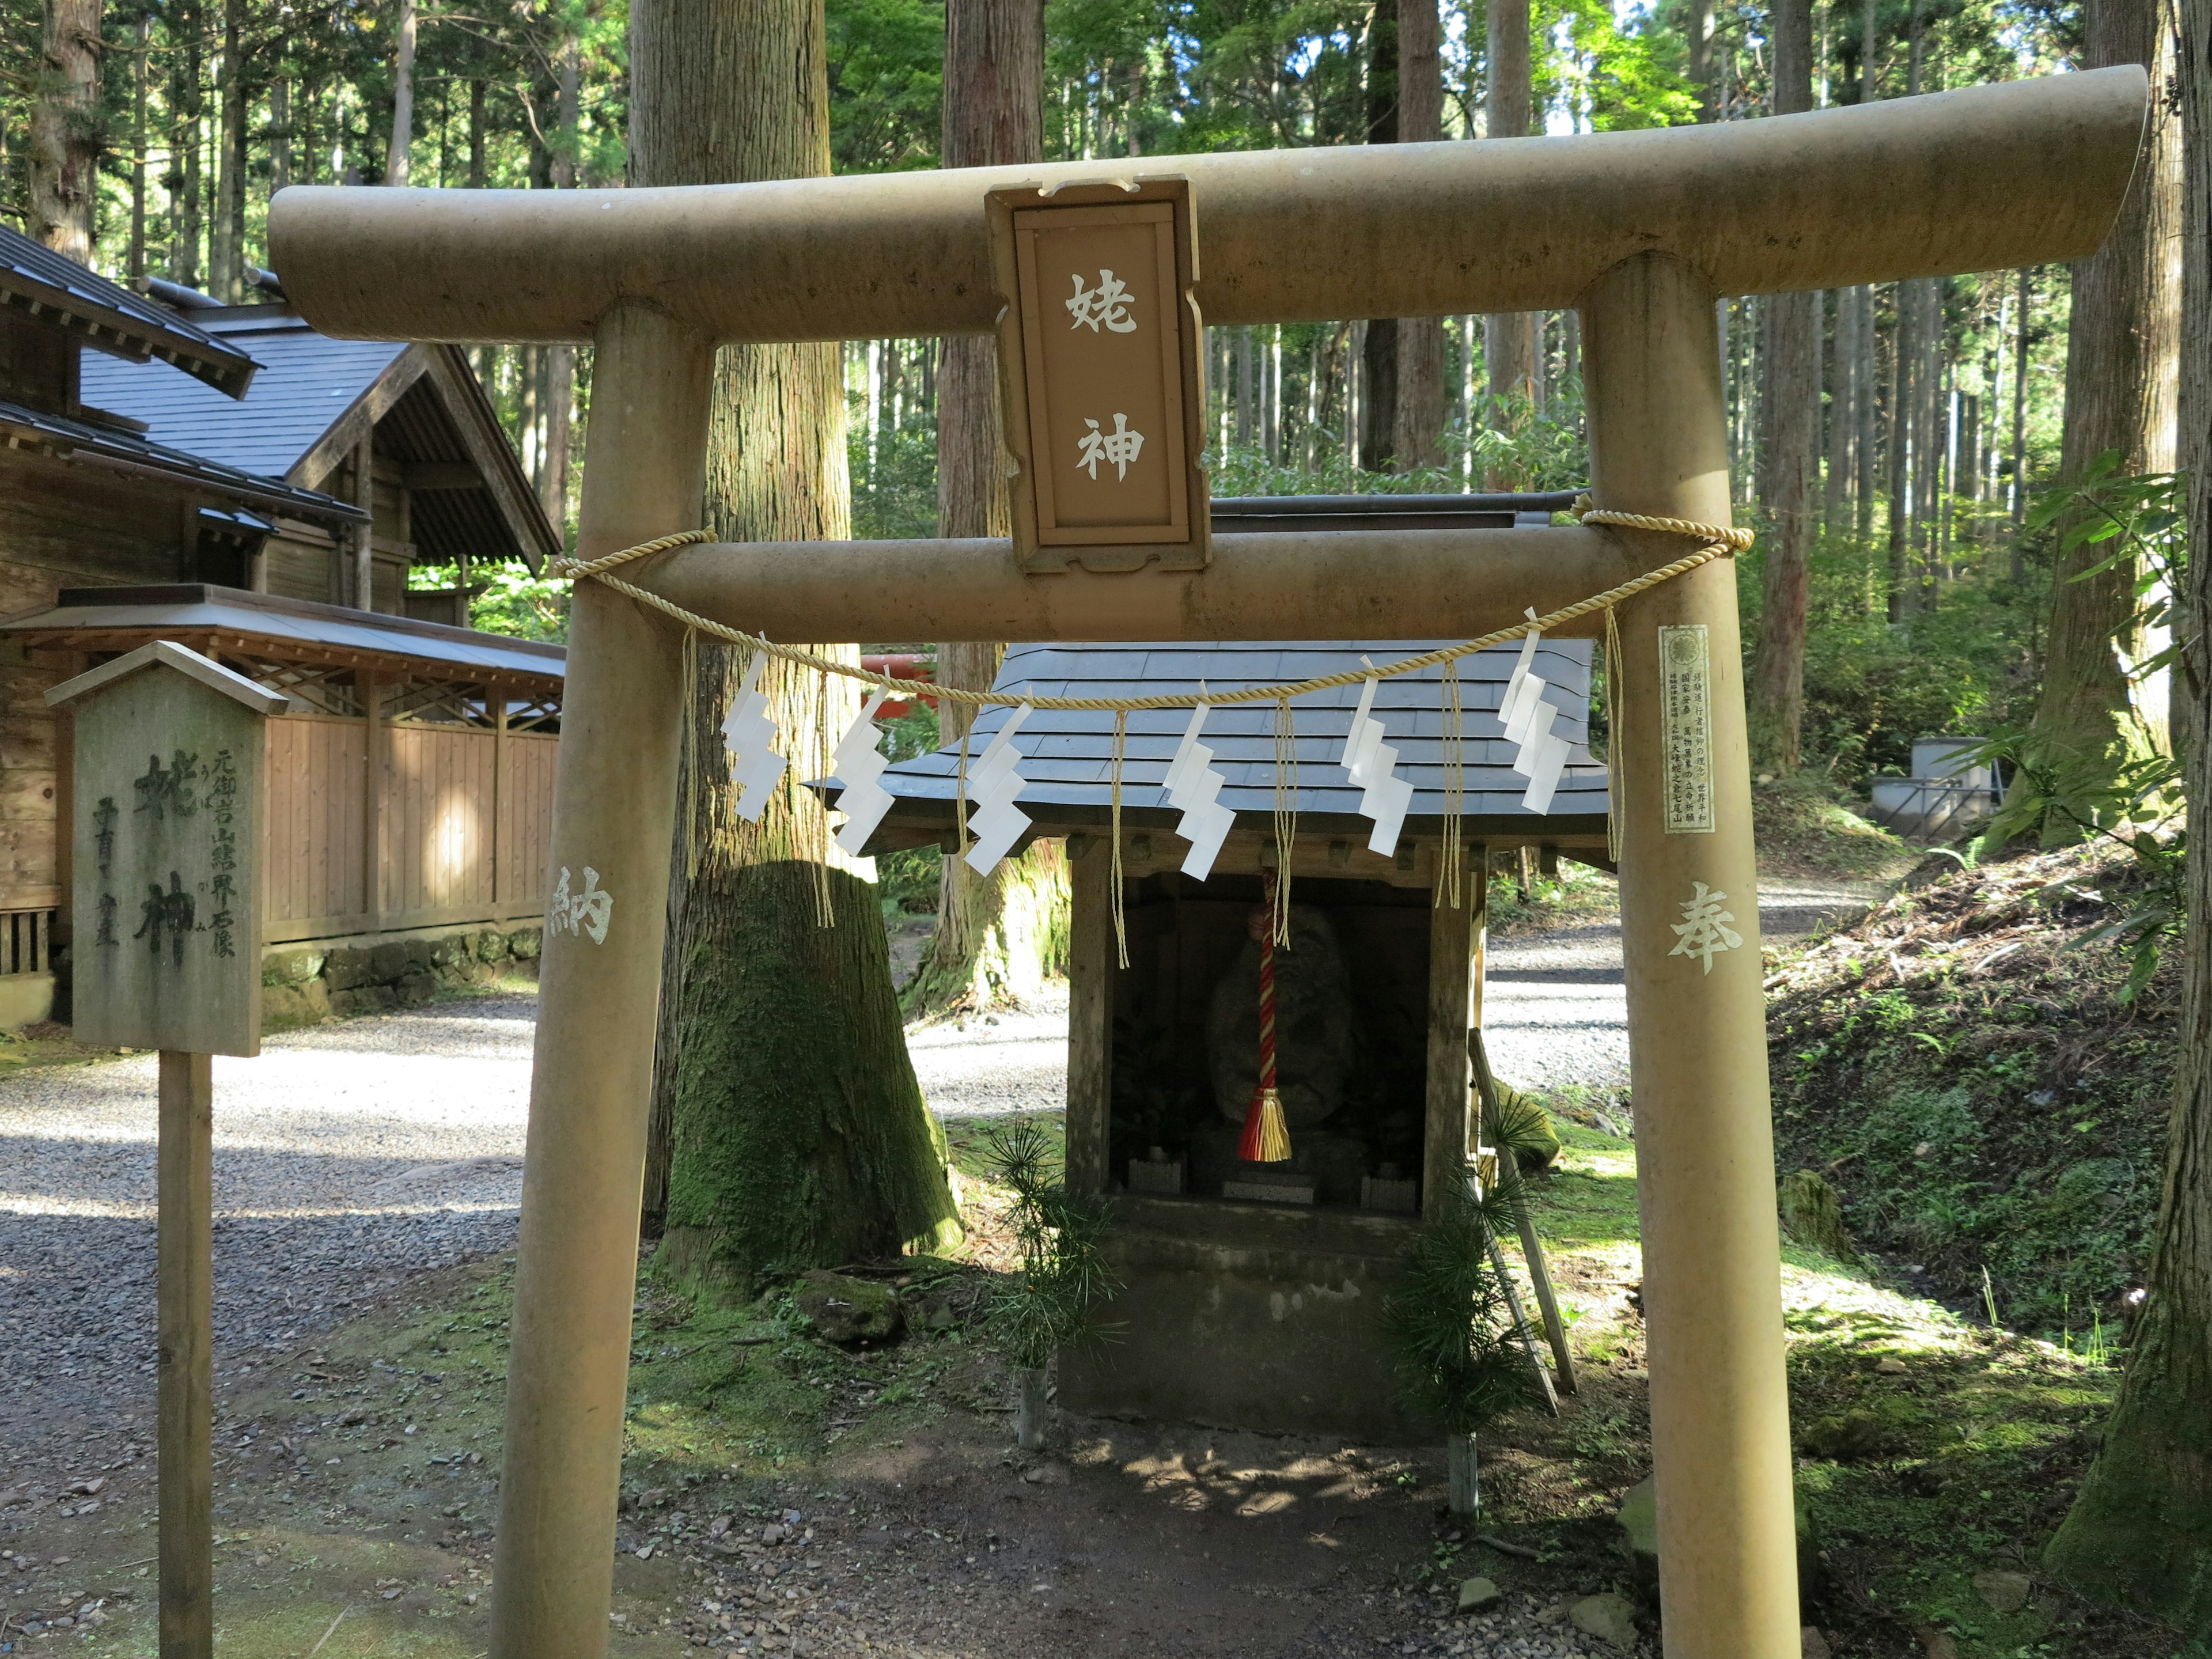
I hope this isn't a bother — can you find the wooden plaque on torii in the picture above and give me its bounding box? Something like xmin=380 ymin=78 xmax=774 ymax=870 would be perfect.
xmin=987 ymin=176 xmax=1210 ymax=574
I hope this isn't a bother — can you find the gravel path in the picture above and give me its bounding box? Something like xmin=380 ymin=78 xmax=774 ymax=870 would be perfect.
xmin=0 ymin=994 xmax=532 ymax=1464
xmin=906 ymin=993 xmax=1070 ymax=1121
xmin=1482 ymin=876 xmax=1887 ymax=1096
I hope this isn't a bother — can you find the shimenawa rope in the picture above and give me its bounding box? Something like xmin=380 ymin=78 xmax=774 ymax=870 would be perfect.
xmin=551 ymin=504 xmax=1749 ymax=924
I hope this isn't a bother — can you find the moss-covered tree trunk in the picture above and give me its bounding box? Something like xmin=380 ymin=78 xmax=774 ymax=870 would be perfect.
xmin=906 ymin=0 xmax=1071 ymax=1021
xmin=2023 ymin=0 xmax=2178 ymax=826
xmin=2042 ymin=0 xmax=2212 ymax=1627
xmin=632 ymin=0 xmax=957 ymax=1276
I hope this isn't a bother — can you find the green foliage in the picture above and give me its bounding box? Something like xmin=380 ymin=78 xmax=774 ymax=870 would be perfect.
xmin=828 ymin=0 xmax=945 ymax=175
xmin=1968 ymin=461 xmax=2190 ymax=999
xmin=847 ymin=358 xmax=942 ymax=539
xmin=408 ymin=560 xmax=572 ymax=643
xmin=1537 ymin=0 xmax=1697 ymax=131
xmin=1483 ymin=1080 xmax=1562 ymax=1173
xmin=1385 ymin=1180 xmax=1545 ymax=1436
xmin=2026 ymin=453 xmax=2187 ymax=688
xmin=980 ymin=1118 xmax=1120 ymax=1372
xmin=1203 ymin=382 xmax=1589 ymax=499
xmin=1747 ymin=525 xmax=2045 ymax=791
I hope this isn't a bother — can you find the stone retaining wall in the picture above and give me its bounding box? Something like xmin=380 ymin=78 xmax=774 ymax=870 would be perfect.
xmin=262 ymin=922 xmax=541 ymax=1031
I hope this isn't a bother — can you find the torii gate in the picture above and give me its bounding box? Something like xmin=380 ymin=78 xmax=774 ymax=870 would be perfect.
xmin=270 ymin=67 xmax=2143 ymax=1659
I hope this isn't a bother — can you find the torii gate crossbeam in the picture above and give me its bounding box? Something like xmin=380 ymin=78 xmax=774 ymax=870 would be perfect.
xmin=268 ymin=67 xmax=2145 ymax=1659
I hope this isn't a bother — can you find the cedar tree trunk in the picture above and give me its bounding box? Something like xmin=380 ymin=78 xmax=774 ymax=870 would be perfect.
xmin=29 ymin=0 xmax=102 ymax=262
xmin=634 ymin=0 xmax=958 ymax=1275
xmin=1359 ymin=0 xmax=1398 ymax=474
xmin=1747 ymin=0 xmax=1817 ymax=773
xmin=907 ymin=0 xmax=1072 ymax=1021
xmin=1392 ymin=0 xmax=1446 ymax=473
xmin=2043 ymin=2 xmax=2212 ymax=1623
xmin=2025 ymin=0 xmax=2179 ymax=815
xmin=1482 ymin=0 xmax=1533 ymax=486
xmin=387 ymin=0 xmax=417 ymax=185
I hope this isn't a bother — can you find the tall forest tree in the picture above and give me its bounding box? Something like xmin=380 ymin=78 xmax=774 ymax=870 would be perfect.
xmin=1482 ymin=0 xmax=1533 ymax=486
xmin=387 ymin=0 xmax=418 ymax=185
xmin=1747 ymin=0 xmax=1816 ymax=772
xmin=903 ymin=0 xmax=1070 ymax=1019
xmin=1391 ymin=0 xmax=1445 ymax=472
xmin=1358 ymin=0 xmax=1397 ymax=473
xmin=28 ymin=0 xmax=101 ymax=258
xmin=636 ymin=0 xmax=957 ymax=1275
xmin=2024 ymin=0 xmax=2180 ymax=807
xmin=2043 ymin=0 xmax=2212 ymax=1627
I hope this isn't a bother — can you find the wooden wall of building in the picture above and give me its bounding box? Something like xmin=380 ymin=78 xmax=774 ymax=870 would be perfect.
xmin=263 ymin=704 xmax=555 ymax=942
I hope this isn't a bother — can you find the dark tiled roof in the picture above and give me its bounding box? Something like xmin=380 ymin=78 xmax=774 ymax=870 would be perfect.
xmin=78 ymin=309 xmax=405 ymax=480
xmin=859 ymin=637 xmax=1607 ymax=835
xmin=0 ymin=396 xmax=363 ymax=524
xmin=0 ymin=226 xmax=259 ymax=396
xmin=0 ymin=584 xmax=562 ymax=685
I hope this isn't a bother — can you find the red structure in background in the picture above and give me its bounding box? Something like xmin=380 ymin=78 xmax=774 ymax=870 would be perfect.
xmin=863 ymin=653 xmax=936 ymax=718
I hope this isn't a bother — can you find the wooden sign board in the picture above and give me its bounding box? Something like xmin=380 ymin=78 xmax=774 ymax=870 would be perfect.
xmin=988 ymin=177 xmax=1210 ymax=574
xmin=49 ymin=641 xmax=285 ymax=1058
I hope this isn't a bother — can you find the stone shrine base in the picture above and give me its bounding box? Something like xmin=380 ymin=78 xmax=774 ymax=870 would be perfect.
xmin=261 ymin=919 xmax=541 ymax=1031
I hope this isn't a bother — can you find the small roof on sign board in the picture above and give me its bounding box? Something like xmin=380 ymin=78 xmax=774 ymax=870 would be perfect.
xmin=45 ymin=638 xmax=290 ymax=715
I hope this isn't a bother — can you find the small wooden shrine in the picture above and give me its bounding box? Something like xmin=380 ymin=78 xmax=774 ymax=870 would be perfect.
xmin=853 ymin=498 xmax=1611 ymax=1437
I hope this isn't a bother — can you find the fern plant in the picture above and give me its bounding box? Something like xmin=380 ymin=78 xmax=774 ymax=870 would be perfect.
xmin=981 ymin=1119 xmax=1120 ymax=1448
xmin=1387 ymin=1084 xmax=1558 ymax=1513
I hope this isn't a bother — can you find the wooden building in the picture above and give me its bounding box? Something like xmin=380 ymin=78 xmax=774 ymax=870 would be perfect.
xmin=78 ymin=288 xmax=558 ymax=617
xmin=851 ymin=498 xmax=1611 ymax=1439
xmin=0 ymin=230 xmax=562 ymax=1027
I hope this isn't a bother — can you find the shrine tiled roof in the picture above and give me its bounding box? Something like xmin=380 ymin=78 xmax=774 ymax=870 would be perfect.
xmin=850 ymin=634 xmax=1608 ymax=844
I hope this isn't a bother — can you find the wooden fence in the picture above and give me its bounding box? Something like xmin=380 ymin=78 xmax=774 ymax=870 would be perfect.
xmin=263 ymin=699 xmax=556 ymax=944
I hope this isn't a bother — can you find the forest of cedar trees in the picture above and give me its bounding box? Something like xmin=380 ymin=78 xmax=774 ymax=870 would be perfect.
xmin=0 ymin=0 xmax=2122 ymax=793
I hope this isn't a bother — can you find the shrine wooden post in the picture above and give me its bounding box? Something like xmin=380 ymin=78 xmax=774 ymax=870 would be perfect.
xmin=48 ymin=640 xmax=284 ymax=1659
xmin=266 ymin=66 xmax=2147 ymax=1659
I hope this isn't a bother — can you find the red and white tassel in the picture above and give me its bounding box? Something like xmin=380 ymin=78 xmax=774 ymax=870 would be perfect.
xmin=1238 ymin=868 xmax=1293 ymax=1164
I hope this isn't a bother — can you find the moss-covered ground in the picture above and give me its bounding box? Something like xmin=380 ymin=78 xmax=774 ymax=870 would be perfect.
xmin=24 ymin=1099 xmax=2176 ymax=1657
xmin=1463 ymin=1121 xmax=2181 ymax=1657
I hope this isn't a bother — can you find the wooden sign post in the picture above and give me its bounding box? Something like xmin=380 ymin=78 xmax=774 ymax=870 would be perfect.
xmin=48 ymin=640 xmax=283 ymax=1659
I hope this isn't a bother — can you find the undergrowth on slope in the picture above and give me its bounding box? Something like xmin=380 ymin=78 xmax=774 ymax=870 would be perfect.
xmin=1753 ymin=773 xmax=1922 ymax=879
xmin=1766 ymin=839 xmax=2175 ymax=1340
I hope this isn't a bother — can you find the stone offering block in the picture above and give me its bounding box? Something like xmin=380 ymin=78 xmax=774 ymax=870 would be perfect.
xmin=1360 ymin=1174 xmax=1418 ymax=1213
xmin=50 ymin=641 xmax=285 ymax=1056
xmin=1127 ymin=1152 xmax=1186 ymax=1195
xmin=1223 ymin=1173 xmax=1316 ymax=1206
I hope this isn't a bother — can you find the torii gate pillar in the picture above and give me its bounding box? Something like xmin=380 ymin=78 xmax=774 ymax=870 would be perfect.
xmin=488 ymin=303 xmax=711 ymax=1658
xmin=1585 ymin=253 xmax=1800 ymax=1653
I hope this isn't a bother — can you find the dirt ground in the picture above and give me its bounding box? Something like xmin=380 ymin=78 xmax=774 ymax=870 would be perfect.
xmin=0 ymin=1237 xmax=1650 ymax=1659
